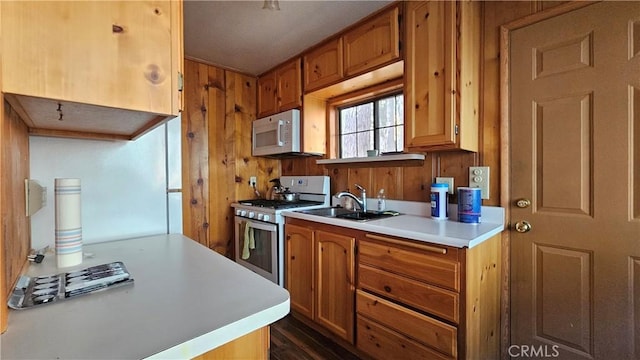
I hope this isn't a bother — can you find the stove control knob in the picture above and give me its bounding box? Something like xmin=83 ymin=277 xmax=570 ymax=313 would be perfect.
xmin=236 ymin=209 xmax=241 ymax=216
xmin=240 ymin=210 xmax=247 ymax=217
xmin=263 ymin=214 xmax=270 ymax=222
xmin=248 ymin=211 xmax=255 ymax=218
xmin=257 ymin=213 xmax=264 ymax=220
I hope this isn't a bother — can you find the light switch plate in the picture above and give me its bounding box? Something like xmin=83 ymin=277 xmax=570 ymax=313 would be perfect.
xmin=435 ymin=177 xmax=454 ymax=195
xmin=469 ymin=166 xmax=490 ymax=199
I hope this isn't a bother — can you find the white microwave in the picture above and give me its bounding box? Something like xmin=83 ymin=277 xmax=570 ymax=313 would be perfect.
xmin=252 ymin=109 xmax=301 ymax=157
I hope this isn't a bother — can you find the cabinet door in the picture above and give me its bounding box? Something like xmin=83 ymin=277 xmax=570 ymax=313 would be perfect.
xmin=284 ymin=224 xmax=314 ymax=319
xmin=1 ymin=1 xmax=177 ymax=116
xmin=404 ymin=1 xmax=479 ymax=152
xmin=343 ymin=5 xmax=400 ymax=77
xmin=257 ymin=71 xmax=278 ymax=118
xmin=315 ymin=230 xmax=355 ymax=343
xmin=277 ymin=59 xmax=302 ymax=112
xmin=303 ymin=38 xmax=344 ymax=92
xmin=404 ymin=1 xmax=454 ymax=150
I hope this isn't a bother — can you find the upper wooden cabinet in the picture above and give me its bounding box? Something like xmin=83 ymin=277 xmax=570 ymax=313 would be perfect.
xmin=404 ymin=0 xmax=480 ymax=152
xmin=303 ymin=4 xmax=401 ymax=94
xmin=257 ymin=58 xmax=302 ymax=118
xmin=0 ymin=1 xmax=184 ymax=141
xmin=343 ymin=5 xmax=400 ymax=77
xmin=303 ymin=38 xmax=344 ymax=93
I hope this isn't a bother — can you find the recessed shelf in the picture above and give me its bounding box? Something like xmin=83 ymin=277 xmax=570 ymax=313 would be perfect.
xmin=316 ymin=153 xmax=425 ymax=165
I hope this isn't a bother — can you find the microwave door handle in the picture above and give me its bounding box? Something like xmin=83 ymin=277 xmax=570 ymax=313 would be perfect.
xmin=277 ymin=120 xmax=284 ymax=146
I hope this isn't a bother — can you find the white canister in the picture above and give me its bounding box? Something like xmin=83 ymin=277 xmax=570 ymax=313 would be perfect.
xmin=430 ymin=183 xmax=448 ymax=220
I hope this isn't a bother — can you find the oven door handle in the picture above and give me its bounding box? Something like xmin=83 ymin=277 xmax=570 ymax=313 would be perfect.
xmin=237 ymin=218 xmax=277 ymax=232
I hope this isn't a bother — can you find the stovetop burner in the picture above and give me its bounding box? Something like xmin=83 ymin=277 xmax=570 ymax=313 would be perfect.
xmin=238 ymin=199 xmax=324 ymax=210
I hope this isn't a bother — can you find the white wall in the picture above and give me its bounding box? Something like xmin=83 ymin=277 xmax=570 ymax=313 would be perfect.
xmin=29 ymin=117 xmax=182 ymax=250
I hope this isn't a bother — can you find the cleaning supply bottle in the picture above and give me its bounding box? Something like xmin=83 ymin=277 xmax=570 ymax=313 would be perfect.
xmin=377 ymin=189 xmax=386 ymax=212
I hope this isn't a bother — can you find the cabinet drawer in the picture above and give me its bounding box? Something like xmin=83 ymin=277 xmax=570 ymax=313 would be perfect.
xmin=358 ymin=264 xmax=459 ymax=323
xmin=359 ymin=237 xmax=460 ymax=291
xmin=357 ymin=315 xmax=452 ymax=360
xmin=356 ymin=290 xmax=457 ymax=357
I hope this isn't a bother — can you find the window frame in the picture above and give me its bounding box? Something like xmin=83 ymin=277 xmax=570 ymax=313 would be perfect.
xmin=337 ymin=90 xmax=404 ymax=158
xmin=326 ymin=79 xmax=404 ymax=159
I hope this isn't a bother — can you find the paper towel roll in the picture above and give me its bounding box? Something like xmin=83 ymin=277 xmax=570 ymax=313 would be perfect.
xmin=55 ymin=178 xmax=83 ymax=268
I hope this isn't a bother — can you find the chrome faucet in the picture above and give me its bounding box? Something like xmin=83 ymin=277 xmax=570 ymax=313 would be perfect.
xmin=335 ymin=184 xmax=367 ymax=212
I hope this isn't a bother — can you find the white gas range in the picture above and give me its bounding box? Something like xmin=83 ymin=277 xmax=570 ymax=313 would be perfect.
xmin=231 ymin=176 xmax=330 ymax=286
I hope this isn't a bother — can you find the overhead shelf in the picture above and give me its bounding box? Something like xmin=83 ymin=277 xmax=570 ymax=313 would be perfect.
xmin=316 ymin=153 xmax=425 ymax=166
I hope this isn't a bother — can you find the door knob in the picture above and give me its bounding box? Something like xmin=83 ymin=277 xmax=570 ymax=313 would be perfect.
xmin=515 ymin=198 xmax=531 ymax=208
xmin=514 ymin=221 xmax=532 ymax=233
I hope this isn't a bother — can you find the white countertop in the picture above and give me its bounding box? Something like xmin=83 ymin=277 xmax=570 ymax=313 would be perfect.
xmin=283 ymin=202 xmax=505 ymax=248
xmin=1 ymin=234 xmax=290 ymax=359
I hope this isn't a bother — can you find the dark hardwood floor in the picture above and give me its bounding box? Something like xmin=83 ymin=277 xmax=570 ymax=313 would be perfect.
xmin=270 ymin=315 xmax=362 ymax=360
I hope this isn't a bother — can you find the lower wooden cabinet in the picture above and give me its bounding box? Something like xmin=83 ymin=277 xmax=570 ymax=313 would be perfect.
xmin=285 ymin=219 xmax=501 ymax=359
xmin=284 ymin=221 xmax=356 ymax=344
xmin=356 ymin=233 xmax=501 ymax=360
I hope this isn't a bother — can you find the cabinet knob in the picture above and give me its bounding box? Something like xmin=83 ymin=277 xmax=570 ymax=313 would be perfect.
xmin=384 ymin=285 xmax=392 ymax=293
xmin=112 ymin=24 xmax=124 ymax=33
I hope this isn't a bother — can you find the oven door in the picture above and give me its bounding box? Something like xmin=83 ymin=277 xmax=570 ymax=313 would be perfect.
xmin=234 ymin=216 xmax=278 ymax=284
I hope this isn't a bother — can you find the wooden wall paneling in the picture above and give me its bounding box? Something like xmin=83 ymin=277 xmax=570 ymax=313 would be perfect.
xmin=182 ymin=59 xmax=210 ymax=247
xmin=1 ymin=101 xmax=30 ymax=333
xmin=329 ymin=167 xmax=349 ymax=199
xmin=228 ymin=72 xmax=279 ymax=203
xmin=206 ymin=66 xmax=230 ymax=255
xmin=371 ymin=167 xmax=403 ymax=200
xmin=346 ymin=168 xmax=371 ymax=197
xmin=437 ymin=152 xmax=478 ymax=203
xmin=401 ymin=154 xmax=435 ymax=203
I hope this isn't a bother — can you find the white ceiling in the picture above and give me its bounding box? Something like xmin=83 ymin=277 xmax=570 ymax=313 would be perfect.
xmin=184 ymin=0 xmax=394 ymax=76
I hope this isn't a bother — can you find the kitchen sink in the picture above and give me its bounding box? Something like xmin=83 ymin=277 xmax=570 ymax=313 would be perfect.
xmin=335 ymin=211 xmax=395 ymax=221
xmin=298 ymin=207 xmax=397 ymax=222
xmin=298 ymin=207 xmax=353 ymax=217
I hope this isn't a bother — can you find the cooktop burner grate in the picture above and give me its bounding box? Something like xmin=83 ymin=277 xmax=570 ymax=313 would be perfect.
xmin=237 ymin=199 xmax=324 ymax=209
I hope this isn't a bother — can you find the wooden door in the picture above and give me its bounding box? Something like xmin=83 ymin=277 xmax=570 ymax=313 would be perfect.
xmin=276 ymin=59 xmax=302 ymax=112
xmin=343 ymin=5 xmax=400 ymax=77
xmin=509 ymin=2 xmax=640 ymax=359
xmin=303 ymin=38 xmax=344 ymax=92
xmin=284 ymin=224 xmax=314 ymax=319
xmin=315 ymin=230 xmax=355 ymax=343
xmin=257 ymin=71 xmax=277 ymax=117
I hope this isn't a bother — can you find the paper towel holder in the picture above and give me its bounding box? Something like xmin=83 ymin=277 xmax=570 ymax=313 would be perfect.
xmin=25 ymin=179 xmax=47 ymax=216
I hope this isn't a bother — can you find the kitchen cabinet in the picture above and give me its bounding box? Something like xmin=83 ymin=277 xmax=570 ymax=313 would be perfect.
xmin=315 ymin=230 xmax=355 ymax=343
xmin=285 ymin=223 xmax=315 ymax=319
xmin=0 ymin=0 xmax=183 ymax=141
xmin=257 ymin=58 xmax=302 ymax=118
xmin=356 ymin=233 xmax=500 ymax=359
xmin=303 ymin=38 xmax=344 ymax=93
xmin=404 ymin=0 xmax=480 ymax=152
xmin=284 ymin=220 xmax=356 ymax=344
xmin=343 ymin=4 xmax=401 ymax=77
xmin=302 ymin=3 xmax=401 ymax=94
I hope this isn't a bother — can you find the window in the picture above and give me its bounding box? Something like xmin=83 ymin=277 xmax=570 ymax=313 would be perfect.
xmin=338 ymin=92 xmax=404 ymax=158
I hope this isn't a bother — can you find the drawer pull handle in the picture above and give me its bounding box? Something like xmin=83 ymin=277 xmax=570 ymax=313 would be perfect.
xmin=384 ymin=285 xmax=392 ymax=293
xmin=365 ymin=234 xmax=448 ymax=254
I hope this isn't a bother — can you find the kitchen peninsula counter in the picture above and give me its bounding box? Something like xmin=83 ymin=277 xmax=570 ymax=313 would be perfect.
xmin=1 ymin=234 xmax=290 ymax=359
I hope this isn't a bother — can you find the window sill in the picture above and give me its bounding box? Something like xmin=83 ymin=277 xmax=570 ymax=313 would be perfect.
xmin=316 ymin=153 xmax=425 ymax=165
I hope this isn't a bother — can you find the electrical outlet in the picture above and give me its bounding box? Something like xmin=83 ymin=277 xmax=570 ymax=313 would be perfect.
xmin=435 ymin=177 xmax=454 ymax=195
xmin=469 ymin=166 xmax=490 ymax=199
xmin=249 ymin=176 xmax=257 ymax=187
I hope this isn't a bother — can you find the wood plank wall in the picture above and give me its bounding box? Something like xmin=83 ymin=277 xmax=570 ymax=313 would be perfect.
xmin=0 ymin=100 xmax=30 ymax=333
xmin=182 ymin=59 xmax=280 ymax=258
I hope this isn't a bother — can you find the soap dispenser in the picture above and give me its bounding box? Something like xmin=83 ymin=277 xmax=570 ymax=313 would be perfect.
xmin=377 ymin=189 xmax=386 ymax=212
